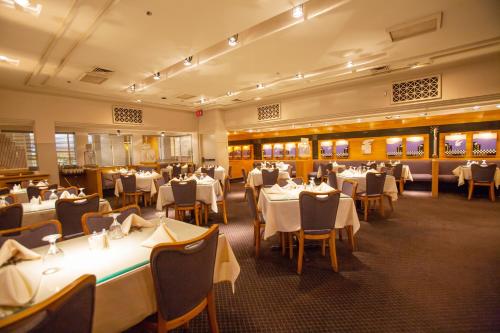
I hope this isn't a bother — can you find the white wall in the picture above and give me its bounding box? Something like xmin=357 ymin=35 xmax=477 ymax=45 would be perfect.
xmin=198 ymin=109 xmax=229 ymax=170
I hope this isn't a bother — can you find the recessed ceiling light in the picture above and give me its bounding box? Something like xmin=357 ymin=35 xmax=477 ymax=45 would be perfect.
xmin=136 ymin=99 xmax=142 ymax=103
xmin=256 ymin=83 xmax=264 ymax=89
xmin=153 ymin=72 xmax=161 ymax=80
xmin=496 ymin=104 xmax=500 ymax=108
xmin=472 ymin=105 xmax=480 ymax=110
xmin=228 ymin=34 xmax=239 ymax=47
xmin=395 ymin=115 xmax=401 ymax=118
xmin=160 ymin=131 xmax=165 ymax=137
xmin=254 ymin=97 xmax=262 ymax=101
xmin=346 ymin=61 xmax=354 ymax=68
xmin=292 ymin=4 xmax=303 ymax=18
xmin=128 ymin=84 xmax=136 ymax=93
xmin=0 ymin=55 xmax=20 ymax=66
xmin=146 ymin=11 xmax=152 ymax=16
xmin=419 ymin=112 xmax=428 ymax=116
xmin=183 ymin=56 xmax=193 ymax=66
xmin=295 ymin=73 xmax=304 ymax=79
xmin=357 ymin=118 xmax=362 ymax=123
xmin=227 ymin=91 xmax=234 ymax=96
xmin=248 ymin=129 xmax=254 ymax=133
xmin=200 ymin=97 xmax=206 ymax=104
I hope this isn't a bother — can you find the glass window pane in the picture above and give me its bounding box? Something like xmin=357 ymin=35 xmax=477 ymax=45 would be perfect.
xmin=0 ymin=130 xmax=38 ymax=169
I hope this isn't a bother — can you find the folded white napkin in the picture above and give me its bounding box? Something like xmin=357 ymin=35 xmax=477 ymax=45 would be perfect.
xmin=332 ymin=161 xmax=338 ymax=166
xmin=267 ymin=184 xmax=285 ymax=194
xmin=251 ymin=168 xmax=261 ymax=174
xmin=316 ymin=182 xmax=334 ymax=192
xmin=151 ymin=171 xmax=159 ymax=176
xmin=0 ymin=240 xmax=42 ymax=307
xmin=36 ymin=181 xmax=47 ymax=187
xmin=59 ymin=190 xmax=71 ymax=199
xmin=13 ymin=184 xmax=22 ymax=192
xmin=141 ymin=224 xmax=179 ymax=248
xmin=144 ymin=171 xmax=151 ymax=176
xmin=121 ymin=213 xmax=155 ymax=235
xmin=199 ymin=175 xmax=215 ymax=183
xmin=30 ymin=196 xmax=41 ymax=205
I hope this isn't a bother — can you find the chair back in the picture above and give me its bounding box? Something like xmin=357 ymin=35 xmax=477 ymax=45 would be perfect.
xmin=27 ymin=186 xmax=40 ymax=200
xmin=299 ymin=191 xmax=341 ymax=233
xmin=241 ymin=169 xmax=248 ymax=183
xmin=55 ymin=194 xmax=100 ymax=238
xmin=137 ymin=166 xmax=155 ymax=173
xmin=0 ymin=204 xmax=23 ymax=231
xmin=244 ymin=186 xmax=259 ymax=220
xmin=262 ymin=169 xmax=279 ymax=186
xmin=0 ymin=220 xmax=62 ymax=249
xmin=41 ymin=187 xmax=78 ymax=200
xmin=162 ymin=171 xmax=171 ymax=183
xmin=471 ymin=164 xmax=497 ymax=182
xmin=327 ymin=172 xmax=338 ymax=189
xmin=171 ymin=180 xmax=197 ymax=206
xmin=366 ymin=172 xmax=386 ymax=196
xmin=172 ymin=165 xmax=182 ymax=178
xmin=392 ymin=164 xmax=403 ymax=180
xmin=325 ymin=163 xmax=333 ymax=173
xmin=81 ymin=204 xmax=140 ymax=235
xmin=155 ymin=177 xmax=166 ymax=192
xmin=0 ymin=187 xmax=9 ymax=196
xmin=341 ymin=179 xmax=358 ymax=199
xmin=228 ymin=165 xmax=232 ymax=178
xmin=120 ymin=174 xmax=137 ymax=193
xmin=201 ymin=167 xmax=215 ymax=179
xmin=292 ymin=177 xmax=304 ymax=185
xmin=150 ymin=225 xmax=219 ymax=322
xmin=0 ymin=274 xmax=96 ymax=333
xmin=224 ymin=176 xmax=230 ymax=199
xmin=2 ymin=194 xmax=15 ymax=205
xmin=48 ymin=184 xmax=58 ymax=190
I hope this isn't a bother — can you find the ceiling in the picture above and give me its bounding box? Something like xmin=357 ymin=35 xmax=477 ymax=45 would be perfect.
xmin=0 ymin=0 xmax=499 ymax=111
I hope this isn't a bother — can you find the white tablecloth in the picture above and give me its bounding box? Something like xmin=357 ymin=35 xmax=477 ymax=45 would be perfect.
xmin=247 ymin=169 xmax=290 ymax=187
xmin=21 ymin=199 xmax=112 ymax=226
xmin=258 ymin=188 xmax=360 ymax=240
xmin=316 ymin=164 xmax=346 ymax=178
xmin=452 ymin=165 xmax=500 ymax=188
xmin=1 ymin=218 xmax=240 ymax=333
xmin=114 ymin=174 xmax=162 ymax=197
xmin=196 ymin=166 xmax=226 ymax=183
xmin=9 ymin=189 xmax=28 ymax=203
xmin=337 ymin=173 xmax=399 ymax=201
xmin=156 ymin=179 xmax=222 ymax=213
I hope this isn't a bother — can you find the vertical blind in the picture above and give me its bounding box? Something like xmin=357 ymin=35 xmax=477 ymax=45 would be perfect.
xmin=55 ymin=132 xmax=77 ymax=165
xmin=0 ymin=131 xmax=38 ymax=169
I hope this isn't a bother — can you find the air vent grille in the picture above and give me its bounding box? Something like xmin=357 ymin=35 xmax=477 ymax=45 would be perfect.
xmin=387 ymin=12 xmax=442 ymax=42
xmin=112 ymin=106 xmax=143 ymax=125
xmin=232 ymin=98 xmax=244 ymax=102
xmin=391 ymin=75 xmax=441 ymax=104
xmin=371 ymin=65 xmax=390 ymax=74
xmin=257 ymin=103 xmax=281 ymax=122
xmin=91 ymin=67 xmax=113 ymax=73
xmin=176 ymin=94 xmax=196 ymax=100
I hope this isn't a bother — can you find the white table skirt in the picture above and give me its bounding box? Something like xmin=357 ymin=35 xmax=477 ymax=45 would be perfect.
xmin=3 ymin=218 xmax=240 ymax=333
xmin=337 ymin=174 xmax=399 ymax=201
xmin=247 ymin=170 xmax=290 ymax=187
xmin=9 ymin=190 xmax=28 ymax=203
xmin=114 ymin=175 xmax=162 ymax=197
xmin=452 ymin=166 xmax=500 ymax=188
xmin=196 ymin=167 xmax=226 ymax=183
xmin=401 ymin=165 xmax=413 ymax=181
xmin=258 ymin=189 xmax=360 ymax=240
xmin=156 ymin=180 xmax=222 ymax=213
xmin=21 ymin=199 xmax=112 ymax=226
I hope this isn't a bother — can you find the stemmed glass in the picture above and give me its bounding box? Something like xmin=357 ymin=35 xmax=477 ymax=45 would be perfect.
xmin=49 ymin=189 xmax=58 ymax=200
xmin=78 ymin=187 xmax=86 ymax=198
xmin=155 ymin=211 xmax=166 ymax=227
xmin=42 ymin=234 xmax=64 ymax=275
xmin=108 ymin=213 xmax=124 ymax=240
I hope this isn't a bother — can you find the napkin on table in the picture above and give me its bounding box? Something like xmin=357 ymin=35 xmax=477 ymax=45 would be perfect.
xmin=121 ymin=213 xmax=155 ymax=235
xmin=0 ymin=239 xmax=42 ymax=307
xmin=36 ymin=181 xmax=47 ymax=187
xmin=29 ymin=196 xmax=41 ymax=205
xmin=59 ymin=190 xmax=71 ymax=199
xmin=141 ymin=224 xmax=179 ymax=248
xmin=12 ymin=184 xmax=22 ymax=192
xmin=266 ymin=184 xmax=286 ymax=194
xmin=316 ymin=182 xmax=334 ymax=192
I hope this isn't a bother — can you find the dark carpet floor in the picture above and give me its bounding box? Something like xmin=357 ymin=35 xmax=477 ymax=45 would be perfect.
xmin=119 ymin=183 xmax=500 ymax=333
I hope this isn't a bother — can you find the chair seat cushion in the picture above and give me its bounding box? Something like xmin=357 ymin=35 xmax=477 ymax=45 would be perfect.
xmin=438 ymin=175 xmax=458 ymax=183
xmin=304 ymin=229 xmax=331 ymax=235
xmin=357 ymin=192 xmax=382 ymax=198
xmin=412 ymin=174 xmax=432 ymax=182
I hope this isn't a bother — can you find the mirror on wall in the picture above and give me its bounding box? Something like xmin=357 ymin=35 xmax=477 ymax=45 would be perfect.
xmin=262 ymin=144 xmax=273 ymax=159
xmin=88 ymin=133 xmax=133 ymax=166
xmin=233 ymin=146 xmax=242 ymax=159
xmin=406 ymin=136 xmax=425 ymax=157
xmin=444 ymin=134 xmax=466 ymax=157
xmin=284 ymin=142 xmax=296 ymax=159
xmin=273 ymin=143 xmax=284 ymax=159
xmin=157 ymin=134 xmax=193 ymax=163
xmin=386 ymin=137 xmax=403 ymax=157
xmin=472 ymin=132 xmax=497 ymax=156
xmin=242 ymin=145 xmax=252 ymax=159
xmin=335 ymin=140 xmax=349 ymax=158
xmin=320 ymin=141 xmax=333 ymax=158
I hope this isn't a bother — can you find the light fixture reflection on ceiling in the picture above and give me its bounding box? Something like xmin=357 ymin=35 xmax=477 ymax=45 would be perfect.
xmin=256 ymin=83 xmax=264 ymax=89
xmin=228 ymin=34 xmax=239 ymax=47
xmin=496 ymin=104 xmax=500 ymax=108
xmin=5 ymin=0 xmax=42 ymax=15
xmin=292 ymin=4 xmax=303 ymax=18
xmin=472 ymin=105 xmax=480 ymax=110
xmin=153 ymin=72 xmax=161 ymax=80
xmin=128 ymin=84 xmax=136 ymax=93
xmin=0 ymin=55 xmax=20 ymax=66
xmin=183 ymin=56 xmax=193 ymax=66
xmin=357 ymin=118 xmax=362 ymax=123
xmin=254 ymin=97 xmax=262 ymax=101
xmin=227 ymin=91 xmax=234 ymax=96
xmin=136 ymin=99 xmax=142 ymax=103
xmin=346 ymin=61 xmax=354 ymax=68
xmin=295 ymin=73 xmax=304 ymax=79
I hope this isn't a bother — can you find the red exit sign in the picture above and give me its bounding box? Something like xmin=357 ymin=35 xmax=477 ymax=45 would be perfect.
xmin=195 ymin=109 xmax=203 ymax=117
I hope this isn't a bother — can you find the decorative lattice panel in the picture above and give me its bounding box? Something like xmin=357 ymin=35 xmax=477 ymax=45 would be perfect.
xmin=257 ymin=103 xmax=281 ymax=122
xmin=112 ymin=106 xmax=143 ymax=125
xmin=391 ymin=75 xmax=441 ymax=104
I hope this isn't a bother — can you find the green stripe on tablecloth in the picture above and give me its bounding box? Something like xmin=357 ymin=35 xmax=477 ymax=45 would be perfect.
xmin=97 ymin=260 xmax=149 ymax=284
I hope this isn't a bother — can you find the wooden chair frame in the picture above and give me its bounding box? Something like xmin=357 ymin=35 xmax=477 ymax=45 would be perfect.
xmin=468 ymin=178 xmax=496 ymax=202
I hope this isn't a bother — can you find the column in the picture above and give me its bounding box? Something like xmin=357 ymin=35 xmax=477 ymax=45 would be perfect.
xmin=198 ymin=109 xmax=229 ymax=170
xmin=33 ymin=118 xmax=59 ymax=183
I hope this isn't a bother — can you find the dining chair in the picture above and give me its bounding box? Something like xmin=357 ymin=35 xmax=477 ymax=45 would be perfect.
xmin=357 ymin=172 xmax=387 ymax=222
xmin=0 ymin=220 xmax=62 ymax=249
xmin=241 ymin=168 xmax=248 ymax=184
xmin=468 ymin=164 xmax=497 ymax=201
xmin=296 ymin=190 xmax=341 ymax=274
xmin=214 ymin=177 xmax=229 ymax=225
xmin=341 ymin=179 xmax=358 ymax=199
xmin=245 ymin=185 xmax=266 ymax=257
xmin=0 ymin=274 xmax=96 ymax=333
xmin=48 ymin=183 xmax=59 ymax=190
xmin=149 ymin=225 xmax=219 ymax=333
xmin=0 ymin=203 xmax=23 ymax=231
xmin=327 ymin=171 xmax=338 ymax=189
xmin=26 ymin=185 xmax=41 ymax=200
xmin=2 ymin=194 xmax=15 ymax=205
xmin=226 ymin=166 xmax=232 ymax=193
xmin=0 ymin=187 xmax=9 ymax=195
xmin=154 ymin=177 xmax=166 ymax=203
xmin=171 ymin=180 xmax=201 ymax=225
xmin=201 ymin=167 xmax=215 ymax=179
xmin=120 ymin=174 xmax=147 ymax=207
xmin=172 ymin=165 xmax=182 ymax=178
xmin=41 ymin=186 xmax=79 ymax=200
xmin=392 ymin=164 xmax=405 ymax=194
xmin=162 ymin=171 xmax=171 ymax=183
xmin=137 ymin=166 xmax=155 ymax=173
xmin=55 ymin=194 xmax=100 ymax=239
xmin=262 ymin=169 xmax=279 ymax=187
xmin=81 ymin=204 xmax=141 ymax=235
xmin=292 ymin=177 xmax=304 ymax=185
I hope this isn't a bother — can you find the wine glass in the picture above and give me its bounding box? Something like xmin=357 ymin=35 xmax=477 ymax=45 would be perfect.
xmin=78 ymin=187 xmax=86 ymax=197
xmin=42 ymin=234 xmax=64 ymax=275
xmin=108 ymin=213 xmax=124 ymax=240
xmin=155 ymin=211 xmax=166 ymax=227
xmin=49 ymin=189 xmax=58 ymax=200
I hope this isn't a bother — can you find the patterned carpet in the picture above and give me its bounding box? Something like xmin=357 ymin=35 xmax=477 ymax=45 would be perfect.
xmin=122 ymin=183 xmax=500 ymax=332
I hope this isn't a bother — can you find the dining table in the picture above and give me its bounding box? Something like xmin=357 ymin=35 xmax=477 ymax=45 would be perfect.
xmin=114 ymin=172 xmax=163 ymax=198
xmin=0 ymin=218 xmax=240 ymax=332
xmin=8 ymin=188 xmax=29 ymax=203
xmin=316 ymin=163 xmax=346 ymax=178
xmin=156 ymin=177 xmax=222 ymax=213
xmin=21 ymin=198 xmax=112 ymax=226
xmin=196 ymin=166 xmax=226 ymax=183
xmin=247 ymin=168 xmax=290 ymax=187
xmin=257 ymin=185 xmax=360 ymax=242
xmin=336 ymin=170 xmax=399 ymax=201
xmin=452 ymin=165 xmax=500 ymax=188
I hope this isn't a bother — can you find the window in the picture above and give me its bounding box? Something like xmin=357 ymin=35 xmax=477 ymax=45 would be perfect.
xmin=55 ymin=132 xmax=77 ymax=165
xmin=158 ymin=134 xmax=193 ymax=162
xmin=88 ymin=133 xmax=133 ymax=166
xmin=0 ymin=130 xmax=38 ymax=169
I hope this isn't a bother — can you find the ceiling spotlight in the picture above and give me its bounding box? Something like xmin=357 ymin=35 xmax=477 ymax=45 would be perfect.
xmin=161 ymin=96 xmax=166 ymax=100
xmin=136 ymin=99 xmax=142 ymax=103
xmin=256 ymin=83 xmax=264 ymax=89
xmin=496 ymin=104 xmax=500 ymax=108
xmin=292 ymin=4 xmax=303 ymax=18
xmin=346 ymin=61 xmax=354 ymax=68
xmin=385 ymin=115 xmax=393 ymax=119
xmin=0 ymin=55 xmax=20 ymax=66
xmin=128 ymin=84 xmax=136 ymax=93
xmin=395 ymin=115 xmax=401 ymax=118
xmin=472 ymin=105 xmax=480 ymax=110
xmin=200 ymin=97 xmax=207 ymax=104
xmin=183 ymin=56 xmax=193 ymax=66
xmin=254 ymin=97 xmax=262 ymax=101
xmin=295 ymin=73 xmax=304 ymax=79
xmin=248 ymin=129 xmax=254 ymax=133
xmin=153 ymin=72 xmax=161 ymax=80
xmin=419 ymin=112 xmax=428 ymax=116
xmin=160 ymin=131 xmax=165 ymax=137
xmin=226 ymin=91 xmax=235 ymax=96
xmin=228 ymin=34 xmax=239 ymax=47
xmin=9 ymin=0 xmax=42 ymax=15
xmin=116 ymin=129 xmax=121 ymax=136
xmin=357 ymin=118 xmax=362 ymax=123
